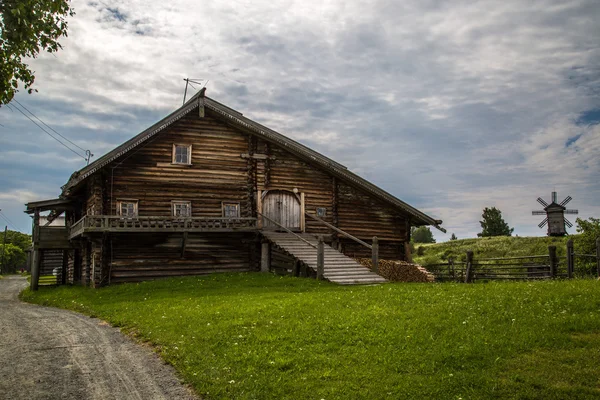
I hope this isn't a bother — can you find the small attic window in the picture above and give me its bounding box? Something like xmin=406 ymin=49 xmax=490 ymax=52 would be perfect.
xmin=172 ymin=144 xmax=192 ymax=165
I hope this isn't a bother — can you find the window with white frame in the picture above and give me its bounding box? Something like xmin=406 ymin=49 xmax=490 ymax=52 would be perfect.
xmin=222 ymin=202 xmax=240 ymax=218
xmin=172 ymin=144 xmax=192 ymax=165
xmin=172 ymin=201 xmax=192 ymax=217
xmin=117 ymin=200 xmax=138 ymax=217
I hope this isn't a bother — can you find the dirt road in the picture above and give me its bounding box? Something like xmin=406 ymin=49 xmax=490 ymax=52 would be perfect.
xmin=0 ymin=276 xmax=197 ymax=399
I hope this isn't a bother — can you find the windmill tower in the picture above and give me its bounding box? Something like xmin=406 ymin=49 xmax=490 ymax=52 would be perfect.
xmin=532 ymin=192 xmax=578 ymax=236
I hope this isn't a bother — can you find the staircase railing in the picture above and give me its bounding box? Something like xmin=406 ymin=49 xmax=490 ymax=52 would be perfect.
xmin=258 ymin=212 xmax=316 ymax=248
xmin=304 ymin=212 xmax=379 ymax=273
xmin=258 ymin=212 xmax=328 ymax=279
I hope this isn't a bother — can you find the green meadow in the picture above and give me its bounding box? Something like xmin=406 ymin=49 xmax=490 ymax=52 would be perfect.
xmin=22 ymin=273 xmax=600 ymax=399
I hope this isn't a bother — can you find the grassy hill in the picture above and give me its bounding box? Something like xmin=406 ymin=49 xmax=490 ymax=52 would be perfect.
xmin=412 ymin=235 xmax=577 ymax=265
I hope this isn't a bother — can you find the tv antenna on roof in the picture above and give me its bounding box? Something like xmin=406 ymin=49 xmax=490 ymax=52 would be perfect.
xmin=182 ymin=78 xmax=204 ymax=105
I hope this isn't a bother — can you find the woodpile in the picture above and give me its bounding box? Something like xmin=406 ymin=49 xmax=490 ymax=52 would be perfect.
xmin=355 ymin=258 xmax=435 ymax=283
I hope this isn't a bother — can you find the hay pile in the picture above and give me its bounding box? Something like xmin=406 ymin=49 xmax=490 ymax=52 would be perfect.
xmin=356 ymin=258 xmax=435 ymax=283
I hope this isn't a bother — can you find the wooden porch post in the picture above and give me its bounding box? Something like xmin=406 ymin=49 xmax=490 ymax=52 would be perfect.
xmin=372 ymin=236 xmax=379 ymax=274
xmin=31 ymin=209 xmax=40 ymax=291
xmin=300 ymin=193 xmax=305 ymax=232
xmin=317 ymin=236 xmax=324 ymax=280
xmin=261 ymin=240 xmax=270 ymax=272
xmin=404 ymin=242 xmax=413 ymax=263
xmin=257 ymin=190 xmax=263 ymax=229
xmin=61 ymin=250 xmax=68 ymax=285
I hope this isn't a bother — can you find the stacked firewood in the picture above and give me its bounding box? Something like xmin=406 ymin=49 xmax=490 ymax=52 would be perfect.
xmin=355 ymin=258 xmax=435 ymax=283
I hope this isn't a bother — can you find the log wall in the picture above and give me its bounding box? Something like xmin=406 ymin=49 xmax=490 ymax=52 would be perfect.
xmin=107 ymin=114 xmax=251 ymax=218
xmin=337 ymin=181 xmax=408 ymax=242
xmin=256 ymin=138 xmax=334 ymax=235
xmin=68 ymin=109 xmax=418 ymax=285
xmin=40 ymin=250 xmax=63 ymax=275
xmin=108 ymin=233 xmax=256 ymax=283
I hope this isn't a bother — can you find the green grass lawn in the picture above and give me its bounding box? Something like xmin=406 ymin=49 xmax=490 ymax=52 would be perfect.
xmin=21 ymin=273 xmax=600 ymax=399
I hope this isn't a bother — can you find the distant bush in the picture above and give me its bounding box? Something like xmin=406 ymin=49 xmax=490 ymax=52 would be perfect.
xmin=574 ymin=217 xmax=600 ymax=275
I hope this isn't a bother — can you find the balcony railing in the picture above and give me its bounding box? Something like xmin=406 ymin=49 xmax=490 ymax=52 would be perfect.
xmin=69 ymin=215 xmax=258 ymax=238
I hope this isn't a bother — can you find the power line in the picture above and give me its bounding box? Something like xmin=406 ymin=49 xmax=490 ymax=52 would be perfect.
xmin=10 ymin=101 xmax=88 ymax=161
xmin=0 ymin=211 xmax=18 ymax=231
xmin=13 ymin=99 xmax=89 ymax=154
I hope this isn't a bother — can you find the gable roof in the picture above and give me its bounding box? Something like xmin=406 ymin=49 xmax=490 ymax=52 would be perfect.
xmin=63 ymin=89 xmax=445 ymax=232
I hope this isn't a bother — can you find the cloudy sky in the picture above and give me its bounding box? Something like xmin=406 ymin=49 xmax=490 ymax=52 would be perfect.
xmin=1 ymin=0 xmax=599 ymax=241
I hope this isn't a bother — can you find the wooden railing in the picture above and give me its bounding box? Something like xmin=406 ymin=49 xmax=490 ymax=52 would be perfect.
xmin=69 ymin=215 xmax=257 ymax=238
xmin=304 ymin=212 xmax=379 ymax=273
xmin=258 ymin=212 xmax=317 ymax=248
xmin=258 ymin=212 xmax=325 ymax=279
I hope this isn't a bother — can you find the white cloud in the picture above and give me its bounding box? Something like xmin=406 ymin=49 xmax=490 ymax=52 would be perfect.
xmin=1 ymin=0 xmax=598 ymax=239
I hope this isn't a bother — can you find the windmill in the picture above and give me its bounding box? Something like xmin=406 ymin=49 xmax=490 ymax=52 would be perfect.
xmin=532 ymin=192 xmax=578 ymax=236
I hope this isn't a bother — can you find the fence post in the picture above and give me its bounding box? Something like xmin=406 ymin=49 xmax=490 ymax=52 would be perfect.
xmin=548 ymin=246 xmax=557 ymax=278
xmin=372 ymin=236 xmax=379 ymax=274
xmin=596 ymin=237 xmax=600 ymax=279
xmin=464 ymin=251 xmax=474 ymax=283
xmin=566 ymin=239 xmax=574 ymax=278
xmin=317 ymin=236 xmax=325 ymax=280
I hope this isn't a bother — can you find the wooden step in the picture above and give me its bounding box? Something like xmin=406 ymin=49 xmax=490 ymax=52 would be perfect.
xmin=262 ymin=231 xmax=386 ymax=286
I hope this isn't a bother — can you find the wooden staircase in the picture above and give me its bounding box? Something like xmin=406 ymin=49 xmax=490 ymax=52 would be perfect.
xmin=261 ymin=231 xmax=387 ymax=285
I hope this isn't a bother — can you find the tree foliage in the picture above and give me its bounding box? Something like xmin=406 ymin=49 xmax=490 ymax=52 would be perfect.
xmin=411 ymin=226 xmax=436 ymax=243
xmin=0 ymin=243 xmax=26 ymax=273
xmin=0 ymin=0 xmax=74 ymax=105
xmin=4 ymin=229 xmax=32 ymax=251
xmin=450 ymin=233 xmax=457 ymax=241
xmin=575 ymin=217 xmax=600 ymax=255
xmin=478 ymin=207 xmax=514 ymax=237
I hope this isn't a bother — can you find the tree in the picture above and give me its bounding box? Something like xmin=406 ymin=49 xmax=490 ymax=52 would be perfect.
xmin=1 ymin=0 xmax=75 ymax=105
xmin=575 ymin=217 xmax=600 ymax=255
xmin=411 ymin=226 xmax=436 ymax=243
xmin=0 ymin=243 xmax=26 ymax=273
xmin=5 ymin=230 xmax=32 ymax=252
xmin=450 ymin=233 xmax=457 ymax=241
xmin=478 ymin=207 xmax=514 ymax=237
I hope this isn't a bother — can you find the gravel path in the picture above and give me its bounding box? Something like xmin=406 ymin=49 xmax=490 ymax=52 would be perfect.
xmin=0 ymin=276 xmax=198 ymax=400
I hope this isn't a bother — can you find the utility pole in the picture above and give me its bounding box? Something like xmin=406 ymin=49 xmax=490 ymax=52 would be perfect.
xmin=1 ymin=225 xmax=7 ymax=274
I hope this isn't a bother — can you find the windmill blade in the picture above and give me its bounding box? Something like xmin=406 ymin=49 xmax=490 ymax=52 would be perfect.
xmin=552 ymin=191 xmax=557 ymax=203
xmin=560 ymin=196 xmax=572 ymax=206
xmin=532 ymin=211 xmax=546 ymax=215
xmin=537 ymin=197 xmax=549 ymax=207
xmin=564 ymin=218 xmax=573 ymax=228
xmin=564 ymin=209 xmax=579 ymax=214
xmin=538 ymin=218 xmax=548 ymax=228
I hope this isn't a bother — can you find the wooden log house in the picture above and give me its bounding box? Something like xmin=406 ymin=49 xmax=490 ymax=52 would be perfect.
xmin=25 ymin=89 xmax=445 ymax=287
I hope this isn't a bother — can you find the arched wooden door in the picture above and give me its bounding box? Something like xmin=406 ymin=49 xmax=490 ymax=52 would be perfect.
xmin=262 ymin=190 xmax=301 ymax=231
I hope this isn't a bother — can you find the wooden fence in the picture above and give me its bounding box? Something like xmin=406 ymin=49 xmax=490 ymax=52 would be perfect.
xmin=426 ymin=238 xmax=600 ymax=283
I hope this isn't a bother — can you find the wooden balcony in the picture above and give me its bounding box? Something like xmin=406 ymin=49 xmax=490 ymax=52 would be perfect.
xmin=69 ymin=215 xmax=258 ymax=239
